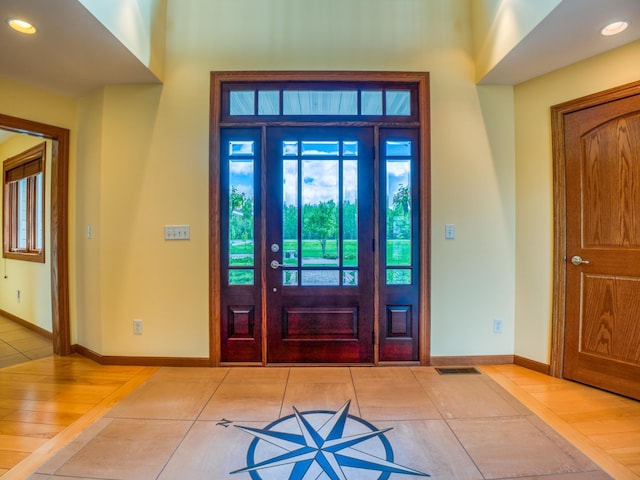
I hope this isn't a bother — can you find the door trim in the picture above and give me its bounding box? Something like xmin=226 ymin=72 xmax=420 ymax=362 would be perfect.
xmin=209 ymin=71 xmax=431 ymax=366
xmin=550 ymin=79 xmax=640 ymax=377
xmin=0 ymin=113 xmax=71 ymax=356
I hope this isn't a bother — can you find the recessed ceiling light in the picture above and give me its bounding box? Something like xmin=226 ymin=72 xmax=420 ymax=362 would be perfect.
xmin=601 ymin=20 xmax=629 ymax=36
xmin=7 ymin=17 xmax=36 ymax=35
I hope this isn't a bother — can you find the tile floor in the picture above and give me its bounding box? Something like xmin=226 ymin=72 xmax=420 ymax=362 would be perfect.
xmin=28 ymin=366 xmax=611 ymax=480
xmin=0 ymin=316 xmax=53 ymax=368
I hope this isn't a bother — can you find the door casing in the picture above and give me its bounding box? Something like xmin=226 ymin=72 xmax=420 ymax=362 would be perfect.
xmin=0 ymin=113 xmax=70 ymax=356
xmin=209 ymin=71 xmax=431 ymax=366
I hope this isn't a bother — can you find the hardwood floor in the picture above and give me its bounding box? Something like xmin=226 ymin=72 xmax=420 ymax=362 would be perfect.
xmin=0 ymin=357 xmax=637 ymax=479
xmin=482 ymin=364 xmax=640 ymax=479
xmin=0 ymin=355 xmax=156 ymax=479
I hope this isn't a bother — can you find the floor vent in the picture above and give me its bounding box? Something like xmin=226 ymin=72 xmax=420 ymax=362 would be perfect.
xmin=435 ymin=367 xmax=481 ymax=375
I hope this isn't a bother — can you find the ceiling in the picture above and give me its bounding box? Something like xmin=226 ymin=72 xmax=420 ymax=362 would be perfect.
xmin=0 ymin=0 xmax=639 ymax=98
xmin=0 ymin=0 xmax=159 ymax=98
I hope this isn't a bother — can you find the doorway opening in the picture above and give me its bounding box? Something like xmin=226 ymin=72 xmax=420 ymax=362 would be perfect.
xmin=0 ymin=113 xmax=71 ymax=356
xmin=209 ymin=72 xmax=430 ymax=365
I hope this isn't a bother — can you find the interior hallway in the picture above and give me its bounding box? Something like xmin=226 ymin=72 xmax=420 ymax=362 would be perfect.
xmin=0 ymin=357 xmax=638 ymax=479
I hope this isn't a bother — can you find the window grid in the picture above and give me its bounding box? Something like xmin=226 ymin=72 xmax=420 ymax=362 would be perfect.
xmin=3 ymin=142 xmax=46 ymax=263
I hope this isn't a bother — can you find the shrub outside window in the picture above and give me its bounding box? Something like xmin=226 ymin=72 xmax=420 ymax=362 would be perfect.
xmin=3 ymin=142 xmax=46 ymax=263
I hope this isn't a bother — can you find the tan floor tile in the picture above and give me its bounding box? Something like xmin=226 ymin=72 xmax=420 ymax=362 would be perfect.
xmin=282 ymin=382 xmax=359 ymax=415
xmin=421 ymin=375 xmax=525 ymax=419
xmin=199 ymin=382 xmax=285 ymax=422
xmin=106 ymin=380 xmax=218 ymax=420
xmin=158 ymin=420 xmax=265 ymax=479
xmin=288 ymin=366 xmax=351 ymax=383
xmin=0 ymin=327 xmax=40 ymax=342
xmin=147 ymin=366 xmax=229 ymax=383
xmin=356 ymin=382 xmax=442 ymax=421
xmin=448 ymin=416 xmax=598 ymax=479
xmin=351 ymin=366 xmax=420 ymax=385
xmin=55 ymin=418 xmax=191 ymax=480
xmin=223 ymin=366 xmax=289 ymax=384
xmin=37 ymin=418 xmax=113 ymax=474
xmin=9 ymin=336 xmax=52 ymax=353
xmin=510 ymin=473 xmax=613 ymax=480
xmin=378 ymin=419 xmax=483 ymax=479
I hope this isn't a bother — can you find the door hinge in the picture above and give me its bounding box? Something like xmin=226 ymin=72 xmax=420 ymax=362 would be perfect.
xmin=372 ymin=239 xmax=375 ymax=252
xmin=372 ymin=330 xmax=376 ymax=345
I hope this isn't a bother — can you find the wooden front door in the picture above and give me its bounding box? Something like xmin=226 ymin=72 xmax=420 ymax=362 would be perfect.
xmin=265 ymin=127 xmax=375 ymax=363
xmin=560 ymin=86 xmax=640 ymax=400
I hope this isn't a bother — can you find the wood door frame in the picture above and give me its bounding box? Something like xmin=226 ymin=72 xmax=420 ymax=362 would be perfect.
xmin=209 ymin=71 xmax=431 ymax=366
xmin=0 ymin=113 xmax=71 ymax=356
xmin=550 ymin=80 xmax=640 ymax=377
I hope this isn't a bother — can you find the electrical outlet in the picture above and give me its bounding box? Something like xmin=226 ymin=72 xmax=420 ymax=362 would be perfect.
xmin=133 ymin=319 xmax=143 ymax=335
xmin=493 ymin=318 xmax=503 ymax=334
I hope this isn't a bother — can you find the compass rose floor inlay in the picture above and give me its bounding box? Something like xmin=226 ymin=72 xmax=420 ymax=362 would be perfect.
xmin=28 ymin=366 xmax=613 ymax=480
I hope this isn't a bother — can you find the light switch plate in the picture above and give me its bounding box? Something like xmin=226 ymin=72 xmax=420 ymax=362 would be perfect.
xmin=164 ymin=225 xmax=190 ymax=240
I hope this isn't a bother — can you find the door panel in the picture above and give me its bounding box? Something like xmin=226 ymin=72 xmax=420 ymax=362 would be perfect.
xmin=266 ymin=127 xmax=374 ymax=363
xmin=564 ymin=95 xmax=640 ymax=399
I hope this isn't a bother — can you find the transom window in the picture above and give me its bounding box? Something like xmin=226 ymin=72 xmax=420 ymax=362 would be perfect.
xmin=222 ymin=82 xmax=417 ymax=120
xmin=3 ymin=142 xmax=46 ymax=262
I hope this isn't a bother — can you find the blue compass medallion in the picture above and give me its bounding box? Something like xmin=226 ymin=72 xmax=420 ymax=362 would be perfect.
xmin=231 ymin=400 xmax=429 ymax=480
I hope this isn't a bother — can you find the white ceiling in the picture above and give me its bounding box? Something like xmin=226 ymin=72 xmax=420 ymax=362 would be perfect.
xmin=480 ymin=0 xmax=640 ymax=85
xmin=0 ymin=0 xmax=159 ymax=98
xmin=0 ymin=0 xmax=639 ymax=97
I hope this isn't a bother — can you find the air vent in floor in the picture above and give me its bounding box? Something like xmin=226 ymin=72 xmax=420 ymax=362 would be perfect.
xmin=435 ymin=367 xmax=481 ymax=375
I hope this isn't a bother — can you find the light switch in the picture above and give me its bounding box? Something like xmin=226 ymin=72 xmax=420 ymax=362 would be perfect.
xmin=445 ymin=224 xmax=455 ymax=240
xmin=164 ymin=225 xmax=190 ymax=240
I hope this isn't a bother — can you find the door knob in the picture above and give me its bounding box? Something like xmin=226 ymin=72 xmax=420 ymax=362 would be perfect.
xmin=270 ymin=260 xmax=285 ymax=269
xmin=570 ymin=255 xmax=590 ymax=266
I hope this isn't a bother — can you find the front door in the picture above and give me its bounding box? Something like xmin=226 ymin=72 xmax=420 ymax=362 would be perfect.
xmin=265 ymin=127 xmax=374 ymax=363
xmin=561 ymin=88 xmax=640 ymax=400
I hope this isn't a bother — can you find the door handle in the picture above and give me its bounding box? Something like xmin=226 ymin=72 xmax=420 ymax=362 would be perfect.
xmin=270 ymin=260 xmax=285 ymax=269
xmin=570 ymin=255 xmax=590 ymax=266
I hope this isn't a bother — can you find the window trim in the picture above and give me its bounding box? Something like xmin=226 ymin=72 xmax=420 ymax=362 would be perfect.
xmin=3 ymin=142 xmax=46 ymax=263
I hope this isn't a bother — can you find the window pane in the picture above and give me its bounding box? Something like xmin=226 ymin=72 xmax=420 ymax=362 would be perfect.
xmin=283 ymin=270 xmax=298 ymax=286
xmin=229 ymin=158 xmax=254 ymax=267
xmin=283 ymin=141 xmax=298 ymax=156
xmin=386 ymin=140 xmax=412 ymax=157
xmin=301 ymin=270 xmax=340 ymax=286
xmin=386 ymin=90 xmax=411 ymax=116
xmin=343 ymin=270 xmax=358 ymax=286
xmin=283 ymin=159 xmax=299 ymax=266
xmin=229 ymin=140 xmax=255 ymax=156
xmin=229 ymin=269 xmax=254 ymax=285
xmin=361 ymin=90 xmax=383 ymax=115
xmin=17 ymin=178 xmax=27 ymax=249
xmin=343 ymin=159 xmax=358 ymax=267
xmin=386 ymin=158 xmax=412 ymax=266
xmin=343 ymin=141 xmax=358 ymax=156
xmin=35 ymin=173 xmax=43 ymax=250
xmin=386 ymin=269 xmax=412 ymax=285
xmin=283 ymin=91 xmax=358 ymax=115
xmin=301 ymin=141 xmax=339 ymax=156
xmin=230 ymin=91 xmax=255 ymax=115
xmin=258 ymin=90 xmax=280 ymax=115
xmin=301 ymin=160 xmax=339 ymax=266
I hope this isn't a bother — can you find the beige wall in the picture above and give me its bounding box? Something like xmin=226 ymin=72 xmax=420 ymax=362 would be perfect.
xmin=71 ymin=0 xmax=516 ymax=358
xmin=2 ymin=0 xmax=520 ymax=360
xmin=0 ymin=135 xmax=53 ymax=332
xmin=471 ymin=0 xmax=560 ymax=82
xmin=514 ymin=39 xmax=640 ymax=363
